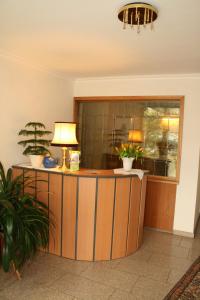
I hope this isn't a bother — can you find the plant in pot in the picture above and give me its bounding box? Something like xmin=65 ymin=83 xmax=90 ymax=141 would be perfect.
xmin=115 ymin=143 xmax=144 ymax=171
xmin=0 ymin=162 xmax=51 ymax=279
xmin=18 ymin=122 xmax=52 ymax=168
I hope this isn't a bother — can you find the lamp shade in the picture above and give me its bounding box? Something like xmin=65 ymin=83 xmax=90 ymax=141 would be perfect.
xmin=51 ymin=122 xmax=78 ymax=147
xmin=128 ymin=130 xmax=143 ymax=143
xmin=160 ymin=118 xmax=179 ymax=132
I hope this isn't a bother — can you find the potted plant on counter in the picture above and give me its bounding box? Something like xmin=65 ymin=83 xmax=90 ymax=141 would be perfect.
xmin=18 ymin=122 xmax=52 ymax=168
xmin=0 ymin=162 xmax=51 ymax=278
xmin=115 ymin=143 xmax=144 ymax=171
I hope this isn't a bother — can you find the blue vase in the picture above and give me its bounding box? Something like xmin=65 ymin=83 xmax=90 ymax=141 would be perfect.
xmin=43 ymin=157 xmax=58 ymax=168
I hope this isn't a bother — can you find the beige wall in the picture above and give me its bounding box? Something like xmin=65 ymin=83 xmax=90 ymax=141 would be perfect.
xmin=74 ymin=74 xmax=200 ymax=235
xmin=0 ymin=57 xmax=73 ymax=171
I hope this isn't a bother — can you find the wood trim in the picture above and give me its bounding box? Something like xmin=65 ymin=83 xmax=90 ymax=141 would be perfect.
xmin=147 ymin=176 xmax=178 ymax=184
xmin=74 ymin=96 xmax=184 ymax=102
xmin=62 ymin=176 xmax=77 ymax=259
xmin=95 ymin=178 xmax=115 ymax=261
xmin=112 ymin=177 xmax=131 ymax=259
xmin=74 ymin=96 xmax=184 ymax=183
xmin=176 ymin=97 xmax=184 ymax=182
xmin=77 ymin=177 xmax=96 ymax=260
xmin=48 ymin=173 xmax=62 ymax=256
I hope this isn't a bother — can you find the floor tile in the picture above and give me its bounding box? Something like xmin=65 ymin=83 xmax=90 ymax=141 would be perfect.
xmin=91 ymin=258 xmax=121 ymax=269
xmin=0 ymin=292 xmax=10 ymax=300
xmin=1 ymin=228 xmax=199 ymax=300
xmin=34 ymin=253 xmax=90 ymax=275
xmin=50 ymin=272 xmax=114 ymax=300
xmin=143 ymin=229 xmax=181 ymax=246
xmin=1 ymin=263 xmax=67 ymax=299
xmin=109 ymin=289 xmax=136 ymax=300
xmin=0 ymin=269 xmax=17 ymax=292
xmin=115 ymin=258 xmax=170 ymax=281
xmin=81 ymin=264 xmax=138 ymax=292
xmin=124 ymin=247 xmax=153 ymax=262
xmin=1 ymin=286 xmax=75 ymax=300
xmin=167 ymin=269 xmax=186 ymax=285
xmin=148 ymin=253 xmax=194 ymax=271
xmin=142 ymin=240 xmax=189 ymax=258
xmin=188 ymin=247 xmax=200 ymax=260
xmin=179 ymin=236 xmax=200 ymax=250
xmin=130 ymin=276 xmax=173 ymax=300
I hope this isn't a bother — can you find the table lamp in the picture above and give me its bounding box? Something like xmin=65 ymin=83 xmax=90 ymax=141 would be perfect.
xmin=128 ymin=129 xmax=143 ymax=143
xmin=51 ymin=122 xmax=78 ymax=172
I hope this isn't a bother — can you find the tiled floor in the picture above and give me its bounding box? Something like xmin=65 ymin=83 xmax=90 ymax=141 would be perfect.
xmin=1 ymin=228 xmax=200 ymax=300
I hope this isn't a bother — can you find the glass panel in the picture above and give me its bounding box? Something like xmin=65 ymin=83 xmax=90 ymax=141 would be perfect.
xmin=77 ymin=100 xmax=181 ymax=178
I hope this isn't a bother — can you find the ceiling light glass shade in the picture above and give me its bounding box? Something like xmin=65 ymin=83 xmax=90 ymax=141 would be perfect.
xmin=51 ymin=122 xmax=78 ymax=147
xmin=128 ymin=129 xmax=143 ymax=143
xmin=118 ymin=2 xmax=158 ymax=33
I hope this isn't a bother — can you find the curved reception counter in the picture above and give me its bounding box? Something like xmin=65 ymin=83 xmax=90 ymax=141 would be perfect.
xmin=13 ymin=166 xmax=147 ymax=261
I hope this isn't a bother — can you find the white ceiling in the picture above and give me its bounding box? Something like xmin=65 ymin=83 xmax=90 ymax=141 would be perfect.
xmin=0 ymin=0 xmax=200 ymax=78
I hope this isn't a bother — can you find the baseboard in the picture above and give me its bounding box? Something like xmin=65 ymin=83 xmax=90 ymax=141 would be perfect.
xmin=173 ymin=230 xmax=194 ymax=238
xmin=144 ymin=226 xmax=194 ymax=238
xmin=144 ymin=226 xmax=173 ymax=234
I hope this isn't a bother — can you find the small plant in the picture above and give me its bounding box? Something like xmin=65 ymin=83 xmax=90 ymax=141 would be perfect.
xmin=0 ymin=162 xmax=51 ymax=278
xmin=18 ymin=122 xmax=52 ymax=155
xmin=115 ymin=143 xmax=144 ymax=159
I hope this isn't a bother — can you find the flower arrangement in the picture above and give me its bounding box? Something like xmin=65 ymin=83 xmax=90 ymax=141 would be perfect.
xmin=115 ymin=143 xmax=144 ymax=160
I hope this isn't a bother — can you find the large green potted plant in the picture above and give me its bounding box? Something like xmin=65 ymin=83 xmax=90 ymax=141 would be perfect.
xmin=0 ymin=162 xmax=50 ymax=278
xmin=115 ymin=143 xmax=144 ymax=171
xmin=18 ymin=122 xmax=52 ymax=168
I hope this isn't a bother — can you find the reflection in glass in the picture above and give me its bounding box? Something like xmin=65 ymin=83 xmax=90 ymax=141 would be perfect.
xmin=77 ymin=100 xmax=180 ymax=178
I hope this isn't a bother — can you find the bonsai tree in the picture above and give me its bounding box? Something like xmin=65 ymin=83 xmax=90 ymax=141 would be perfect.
xmin=18 ymin=122 xmax=52 ymax=155
xmin=0 ymin=162 xmax=51 ymax=278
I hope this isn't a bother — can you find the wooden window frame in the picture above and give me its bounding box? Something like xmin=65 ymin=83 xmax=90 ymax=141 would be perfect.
xmin=74 ymin=96 xmax=184 ymax=183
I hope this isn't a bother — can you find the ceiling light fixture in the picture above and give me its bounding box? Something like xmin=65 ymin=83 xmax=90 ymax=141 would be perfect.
xmin=118 ymin=2 xmax=158 ymax=33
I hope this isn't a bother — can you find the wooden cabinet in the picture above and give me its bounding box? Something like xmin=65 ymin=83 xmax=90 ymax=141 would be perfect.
xmin=144 ymin=179 xmax=177 ymax=231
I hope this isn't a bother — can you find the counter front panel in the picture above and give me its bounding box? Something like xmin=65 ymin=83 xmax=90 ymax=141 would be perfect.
xmin=13 ymin=166 xmax=147 ymax=261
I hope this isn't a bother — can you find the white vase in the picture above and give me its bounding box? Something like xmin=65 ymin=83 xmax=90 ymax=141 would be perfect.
xmin=29 ymin=155 xmax=44 ymax=168
xmin=122 ymin=157 xmax=134 ymax=171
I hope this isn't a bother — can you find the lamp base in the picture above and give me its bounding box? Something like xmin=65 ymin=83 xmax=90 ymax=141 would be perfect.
xmin=59 ymin=147 xmax=70 ymax=173
xmin=58 ymin=165 xmax=69 ymax=173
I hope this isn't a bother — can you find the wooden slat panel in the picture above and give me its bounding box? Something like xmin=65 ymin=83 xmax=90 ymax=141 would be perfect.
xmin=36 ymin=171 xmax=48 ymax=206
xmin=12 ymin=167 xmax=23 ymax=179
xmin=112 ymin=178 xmax=131 ymax=259
xmin=126 ymin=177 xmax=141 ymax=255
xmin=24 ymin=170 xmax=36 ymax=196
xmin=62 ymin=176 xmax=77 ymax=259
xmin=95 ymin=178 xmax=115 ymax=261
xmin=49 ymin=173 xmax=62 ymax=256
xmin=77 ymin=177 xmax=96 ymax=261
xmin=36 ymin=171 xmax=49 ymax=252
xmin=138 ymin=176 xmax=147 ymax=247
xmin=144 ymin=180 xmax=176 ymax=231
